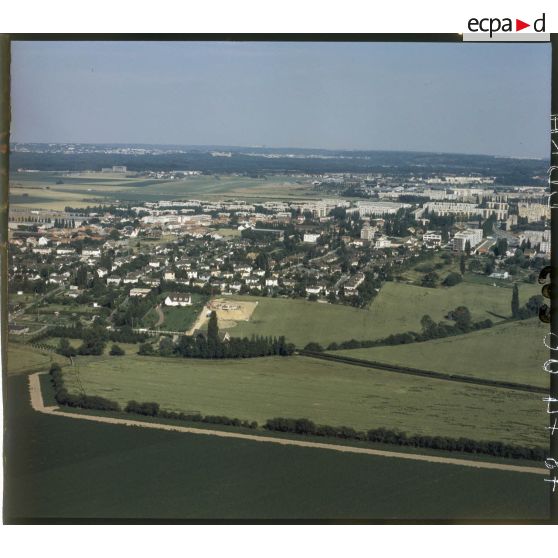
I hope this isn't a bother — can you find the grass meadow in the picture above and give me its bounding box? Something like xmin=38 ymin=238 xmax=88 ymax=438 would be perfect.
xmin=332 ymin=318 xmax=548 ymax=388
xmin=7 ymin=343 xmax=67 ymax=375
xmin=220 ymin=281 xmax=540 ymax=347
xmin=61 ymin=352 xmax=546 ymax=447
xmin=160 ymin=293 xmax=208 ymax=331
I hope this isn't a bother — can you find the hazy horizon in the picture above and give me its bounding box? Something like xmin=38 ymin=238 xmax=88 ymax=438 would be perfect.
xmin=11 ymin=41 xmax=552 ymax=159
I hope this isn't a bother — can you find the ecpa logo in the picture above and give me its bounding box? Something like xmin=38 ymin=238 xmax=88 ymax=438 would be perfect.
xmin=468 ymin=13 xmax=545 ymax=37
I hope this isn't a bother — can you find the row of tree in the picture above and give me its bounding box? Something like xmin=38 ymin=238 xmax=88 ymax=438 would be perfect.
xmin=511 ymin=285 xmax=543 ymax=320
xmin=263 ymin=418 xmax=546 ymax=461
xmin=123 ymin=400 xmax=258 ymax=429
xmin=49 ymin=363 xmax=121 ymax=411
xmin=140 ymin=333 xmax=295 ymax=359
xmin=307 ymin=307 xmax=493 ymax=352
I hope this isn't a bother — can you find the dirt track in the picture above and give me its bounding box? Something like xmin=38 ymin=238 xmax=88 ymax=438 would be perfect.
xmin=28 ymin=373 xmax=546 ymax=476
xmin=154 ymin=305 xmax=165 ymax=327
xmin=186 ymin=305 xmax=209 ymax=335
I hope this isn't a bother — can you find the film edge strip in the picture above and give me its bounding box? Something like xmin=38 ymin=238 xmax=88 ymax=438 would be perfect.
xmin=545 ymin=111 xmax=558 ymax=510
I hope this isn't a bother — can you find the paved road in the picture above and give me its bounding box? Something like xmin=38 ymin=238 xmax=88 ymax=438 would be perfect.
xmin=28 ymin=372 xmax=546 ymax=476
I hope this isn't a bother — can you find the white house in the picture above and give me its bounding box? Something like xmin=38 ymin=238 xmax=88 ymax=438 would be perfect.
xmin=303 ymin=233 xmax=320 ymax=243
xmin=164 ymin=293 xmax=192 ymax=307
xmin=129 ymin=288 xmax=152 ymax=298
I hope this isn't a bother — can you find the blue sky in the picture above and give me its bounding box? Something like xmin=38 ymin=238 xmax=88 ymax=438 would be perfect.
xmin=10 ymin=41 xmax=552 ymax=158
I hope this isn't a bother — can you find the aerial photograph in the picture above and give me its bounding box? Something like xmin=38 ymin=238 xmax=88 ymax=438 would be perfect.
xmin=3 ymin=40 xmax=552 ymax=521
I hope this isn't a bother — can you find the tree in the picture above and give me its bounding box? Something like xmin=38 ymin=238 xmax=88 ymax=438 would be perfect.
xmin=421 ymin=271 xmax=439 ymax=288
xmin=451 ymin=306 xmax=472 ymax=330
xmin=493 ymin=238 xmax=508 ymax=258
xmin=75 ymin=266 xmax=88 ymax=288
xmin=459 ymin=255 xmax=466 ymax=275
xmin=159 ymin=337 xmax=174 ymax=357
xmin=138 ymin=342 xmax=155 ymax=355
xmin=443 ymin=272 xmax=462 ymax=287
xmin=78 ymin=325 xmax=107 ymax=355
xmin=464 ymin=240 xmax=471 ymax=257
xmin=255 ymin=252 xmax=270 ymax=271
xmin=207 ymin=310 xmax=219 ymax=343
xmin=511 ymin=283 xmax=520 ymax=318
xmin=58 ymin=337 xmax=76 ymax=357
xmin=420 ymin=314 xmax=436 ymax=337
xmin=109 ymin=344 xmax=125 ymax=356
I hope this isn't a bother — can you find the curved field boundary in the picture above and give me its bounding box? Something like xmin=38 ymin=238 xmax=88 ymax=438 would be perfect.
xmin=300 ymin=351 xmax=547 ymax=394
xmin=28 ymin=373 xmax=546 ymax=476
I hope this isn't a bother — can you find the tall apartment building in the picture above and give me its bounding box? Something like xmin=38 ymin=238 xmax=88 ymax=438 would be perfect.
xmin=517 ymin=203 xmax=550 ymax=223
xmin=452 ymin=228 xmax=483 ymax=252
xmin=360 ymin=225 xmax=376 ymax=241
xmin=422 ymin=231 xmax=442 ymax=247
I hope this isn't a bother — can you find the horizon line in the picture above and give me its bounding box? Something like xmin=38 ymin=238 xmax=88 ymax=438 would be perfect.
xmin=9 ymin=141 xmax=550 ymax=162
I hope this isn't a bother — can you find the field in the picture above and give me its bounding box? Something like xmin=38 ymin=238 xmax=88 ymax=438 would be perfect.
xmin=7 ymin=343 xmax=66 ymax=376
xmin=60 ymin=352 xmax=545 ymax=447
xmin=45 ymin=337 xmax=140 ymax=357
xmin=400 ymin=252 xmax=460 ymax=284
xmin=219 ymin=281 xmax=540 ymax=347
xmin=332 ymin=319 xmax=548 ymax=388
xmin=160 ymin=293 xmax=208 ymax=332
xmin=9 ymin=171 xmax=320 ymax=210
xmin=206 ymin=297 xmax=258 ymax=329
xmin=3 ymin=374 xmax=549 ymax=520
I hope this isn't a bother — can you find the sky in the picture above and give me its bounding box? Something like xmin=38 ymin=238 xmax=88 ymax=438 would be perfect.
xmin=10 ymin=41 xmax=552 ymax=158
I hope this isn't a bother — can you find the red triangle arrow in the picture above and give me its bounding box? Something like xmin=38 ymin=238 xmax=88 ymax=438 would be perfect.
xmin=516 ymin=19 xmax=530 ymax=31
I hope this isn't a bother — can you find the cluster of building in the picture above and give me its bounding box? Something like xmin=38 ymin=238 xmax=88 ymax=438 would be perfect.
xmin=8 ymin=174 xmax=551 ymax=319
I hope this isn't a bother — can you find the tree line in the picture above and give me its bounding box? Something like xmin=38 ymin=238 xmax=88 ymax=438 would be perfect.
xmin=50 ymin=363 xmax=120 ymax=411
xmin=124 ymin=400 xmax=258 ymax=429
xmin=48 ymin=363 xmax=543 ymax=461
xmin=140 ymin=333 xmax=295 ymax=359
xmin=263 ymin=417 xmax=546 ymax=461
xmin=307 ymin=306 xmax=493 ymax=352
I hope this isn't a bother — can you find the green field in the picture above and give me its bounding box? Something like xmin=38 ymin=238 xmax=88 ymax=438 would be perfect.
xmin=160 ymin=293 xmax=208 ymax=331
xmin=332 ymin=319 xmax=548 ymax=388
xmin=3 ymin=374 xmax=549 ymax=520
xmin=7 ymin=343 xmax=66 ymax=376
xmin=400 ymin=253 xmax=460 ymax=284
xmin=221 ymin=282 xmax=540 ymax=347
xmin=61 ymin=352 xmax=545 ymax=447
xmin=45 ymin=337 xmax=140 ymax=357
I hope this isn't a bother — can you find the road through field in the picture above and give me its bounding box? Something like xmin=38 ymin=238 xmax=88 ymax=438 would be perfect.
xmin=186 ymin=305 xmax=209 ymax=335
xmin=28 ymin=372 xmax=546 ymax=476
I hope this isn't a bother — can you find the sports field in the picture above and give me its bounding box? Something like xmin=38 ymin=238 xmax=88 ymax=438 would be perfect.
xmin=332 ymin=318 xmax=548 ymax=388
xmin=3 ymin=374 xmax=548 ymax=520
xmin=220 ymin=282 xmax=540 ymax=347
xmin=61 ymin=353 xmax=545 ymax=447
